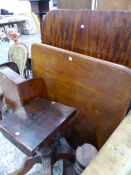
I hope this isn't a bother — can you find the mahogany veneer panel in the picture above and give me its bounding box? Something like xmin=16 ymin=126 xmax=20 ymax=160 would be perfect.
xmin=0 ymin=98 xmax=75 ymax=155
xmin=32 ymin=43 xmax=131 ymax=149
xmin=42 ymin=10 xmax=131 ymax=68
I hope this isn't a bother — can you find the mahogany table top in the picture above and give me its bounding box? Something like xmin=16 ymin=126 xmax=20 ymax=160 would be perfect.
xmin=0 ymin=98 xmax=76 ymax=155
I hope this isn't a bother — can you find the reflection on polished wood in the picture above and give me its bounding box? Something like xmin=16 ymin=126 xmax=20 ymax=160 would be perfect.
xmin=42 ymin=10 xmax=131 ymax=68
xmin=0 ymin=97 xmax=75 ymax=154
xmin=32 ymin=43 xmax=131 ymax=149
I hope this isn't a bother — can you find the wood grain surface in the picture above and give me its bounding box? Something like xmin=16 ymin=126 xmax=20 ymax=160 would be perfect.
xmin=0 ymin=67 xmax=24 ymax=110
xmin=42 ymin=10 xmax=131 ymax=68
xmin=0 ymin=97 xmax=76 ymax=155
xmin=0 ymin=67 xmax=46 ymax=110
xmin=32 ymin=43 xmax=131 ymax=149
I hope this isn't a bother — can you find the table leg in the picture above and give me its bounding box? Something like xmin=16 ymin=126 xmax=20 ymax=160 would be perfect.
xmin=55 ymin=137 xmax=75 ymax=163
xmin=41 ymin=156 xmax=52 ymax=175
xmin=9 ymin=156 xmax=41 ymax=175
xmin=62 ymin=160 xmax=74 ymax=175
xmin=37 ymin=147 xmax=53 ymax=175
xmin=8 ymin=137 xmax=75 ymax=175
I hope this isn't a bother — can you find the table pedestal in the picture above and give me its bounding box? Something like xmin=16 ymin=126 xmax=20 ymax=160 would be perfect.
xmin=9 ymin=137 xmax=75 ymax=175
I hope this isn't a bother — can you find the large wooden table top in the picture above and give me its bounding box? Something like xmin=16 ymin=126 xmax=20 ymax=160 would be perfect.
xmin=0 ymin=98 xmax=76 ymax=156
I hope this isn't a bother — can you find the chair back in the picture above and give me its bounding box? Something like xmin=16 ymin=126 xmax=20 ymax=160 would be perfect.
xmin=8 ymin=43 xmax=28 ymax=76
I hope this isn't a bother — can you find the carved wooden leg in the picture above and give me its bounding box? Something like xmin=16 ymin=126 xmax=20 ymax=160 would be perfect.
xmin=41 ymin=156 xmax=52 ymax=175
xmin=62 ymin=160 xmax=74 ymax=175
xmin=36 ymin=147 xmax=53 ymax=175
xmin=55 ymin=137 xmax=75 ymax=163
xmin=53 ymin=137 xmax=75 ymax=175
xmin=9 ymin=137 xmax=75 ymax=175
xmin=9 ymin=156 xmax=41 ymax=175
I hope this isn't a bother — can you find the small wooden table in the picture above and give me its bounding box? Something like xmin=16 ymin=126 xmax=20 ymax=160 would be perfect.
xmin=0 ymin=17 xmax=26 ymax=32
xmin=0 ymin=97 xmax=76 ymax=175
xmin=0 ymin=19 xmax=26 ymax=27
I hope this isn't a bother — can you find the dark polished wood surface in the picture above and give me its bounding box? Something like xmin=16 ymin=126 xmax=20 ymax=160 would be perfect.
xmin=0 ymin=97 xmax=76 ymax=155
xmin=0 ymin=67 xmax=24 ymax=110
xmin=18 ymin=77 xmax=47 ymax=105
xmin=0 ymin=67 xmax=46 ymax=110
xmin=32 ymin=43 xmax=131 ymax=149
xmin=0 ymin=66 xmax=76 ymax=174
xmin=42 ymin=10 xmax=131 ymax=68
